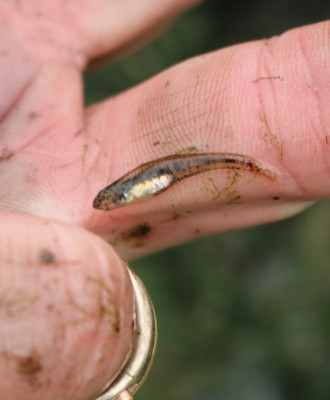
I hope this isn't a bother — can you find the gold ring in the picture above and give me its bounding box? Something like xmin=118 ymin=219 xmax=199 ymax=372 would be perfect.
xmin=95 ymin=267 xmax=157 ymax=400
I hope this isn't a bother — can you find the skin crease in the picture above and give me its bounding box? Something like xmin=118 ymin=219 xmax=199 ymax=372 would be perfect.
xmin=0 ymin=0 xmax=329 ymax=398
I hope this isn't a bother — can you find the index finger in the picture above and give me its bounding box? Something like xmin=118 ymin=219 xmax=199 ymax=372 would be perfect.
xmin=84 ymin=21 xmax=329 ymax=259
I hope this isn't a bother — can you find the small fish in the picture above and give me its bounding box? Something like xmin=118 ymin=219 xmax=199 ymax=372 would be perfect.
xmin=93 ymin=153 xmax=276 ymax=211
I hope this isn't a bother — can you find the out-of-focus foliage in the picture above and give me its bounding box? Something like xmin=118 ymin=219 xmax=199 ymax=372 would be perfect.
xmin=84 ymin=1 xmax=330 ymax=399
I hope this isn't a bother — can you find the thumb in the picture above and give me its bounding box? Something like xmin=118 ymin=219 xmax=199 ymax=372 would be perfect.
xmin=0 ymin=211 xmax=134 ymax=400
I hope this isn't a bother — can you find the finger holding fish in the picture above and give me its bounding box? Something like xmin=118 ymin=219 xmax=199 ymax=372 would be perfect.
xmin=90 ymin=150 xmax=309 ymax=259
xmin=80 ymin=22 xmax=329 ymax=259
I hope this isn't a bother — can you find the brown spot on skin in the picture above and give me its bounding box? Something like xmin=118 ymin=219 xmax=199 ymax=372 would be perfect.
xmin=273 ymin=196 xmax=280 ymax=200
xmin=74 ymin=129 xmax=83 ymax=137
xmin=0 ymin=152 xmax=13 ymax=161
xmin=162 ymin=213 xmax=181 ymax=222
xmin=40 ymin=250 xmax=55 ymax=264
xmin=195 ymin=229 xmax=200 ymax=234
xmin=16 ymin=353 xmax=42 ymax=386
xmin=28 ymin=111 xmax=38 ymax=119
xmin=164 ymin=80 xmax=170 ymax=88
xmin=326 ymin=136 xmax=329 ymax=145
xmin=119 ymin=223 xmax=151 ymax=241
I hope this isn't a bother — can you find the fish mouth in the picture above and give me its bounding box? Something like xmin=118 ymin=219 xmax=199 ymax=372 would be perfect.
xmin=92 ymin=195 xmax=102 ymax=209
xmin=93 ymin=191 xmax=122 ymax=211
xmin=93 ymin=191 xmax=109 ymax=210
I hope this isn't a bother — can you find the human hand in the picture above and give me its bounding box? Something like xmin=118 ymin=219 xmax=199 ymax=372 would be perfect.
xmin=0 ymin=0 xmax=329 ymax=399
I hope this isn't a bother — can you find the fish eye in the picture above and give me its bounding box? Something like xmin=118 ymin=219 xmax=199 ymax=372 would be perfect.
xmin=158 ymin=167 xmax=170 ymax=175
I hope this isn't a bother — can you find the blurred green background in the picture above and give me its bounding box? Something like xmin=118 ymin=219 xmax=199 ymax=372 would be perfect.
xmin=85 ymin=1 xmax=330 ymax=399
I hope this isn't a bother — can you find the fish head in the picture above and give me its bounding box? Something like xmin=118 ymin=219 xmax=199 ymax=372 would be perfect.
xmin=92 ymin=184 xmax=128 ymax=211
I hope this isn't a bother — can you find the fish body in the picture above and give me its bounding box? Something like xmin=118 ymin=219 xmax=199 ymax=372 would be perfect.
xmin=93 ymin=153 xmax=276 ymax=211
